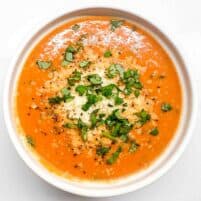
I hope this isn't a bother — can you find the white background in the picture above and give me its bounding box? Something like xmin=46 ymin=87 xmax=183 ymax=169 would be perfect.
xmin=0 ymin=0 xmax=201 ymax=200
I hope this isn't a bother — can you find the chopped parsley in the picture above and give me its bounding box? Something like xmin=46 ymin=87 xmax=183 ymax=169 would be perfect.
xmin=48 ymin=96 xmax=63 ymax=104
xmin=65 ymin=52 xmax=73 ymax=62
xmin=63 ymin=122 xmax=77 ymax=129
xmin=105 ymin=109 xmax=133 ymax=139
xmin=64 ymin=45 xmax=77 ymax=63
xmin=110 ymin=20 xmax=124 ymax=31
xmin=66 ymin=45 xmax=77 ymax=53
xmin=87 ymin=74 xmax=102 ymax=85
xmin=82 ymin=94 xmax=101 ymax=111
xmin=129 ymin=141 xmax=139 ymax=153
xmin=136 ymin=109 xmax=151 ymax=126
xmin=102 ymin=131 xmax=117 ymax=141
xmin=89 ymin=109 xmax=104 ymax=128
xmin=48 ymin=88 xmax=74 ymax=104
xmin=79 ymin=60 xmax=91 ymax=68
xmin=26 ymin=136 xmax=35 ymax=147
xmin=72 ymin=24 xmax=80 ymax=31
xmin=107 ymin=146 xmax=122 ymax=164
xmin=104 ymin=50 xmax=112 ymax=57
xmin=75 ymin=85 xmax=88 ymax=96
xmin=106 ymin=64 xmax=124 ymax=78
xmin=68 ymin=70 xmax=82 ymax=86
xmin=96 ymin=145 xmax=110 ymax=157
xmin=122 ymin=69 xmax=143 ymax=94
xmin=161 ymin=103 xmax=172 ymax=112
xmin=101 ymin=84 xmax=118 ymax=98
xmin=77 ymin=119 xmax=88 ymax=142
xmin=150 ymin=127 xmax=159 ymax=136
xmin=60 ymin=87 xmax=74 ymax=102
xmin=36 ymin=60 xmax=52 ymax=69
xmin=114 ymin=96 xmax=123 ymax=105
xmin=134 ymin=89 xmax=140 ymax=98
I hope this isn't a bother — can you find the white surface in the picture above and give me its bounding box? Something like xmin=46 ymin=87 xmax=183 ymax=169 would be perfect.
xmin=0 ymin=0 xmax=201 ymax=200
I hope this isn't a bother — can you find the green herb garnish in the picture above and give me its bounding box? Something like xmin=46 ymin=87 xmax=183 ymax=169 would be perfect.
xmin=60 ymin=87 xmax=74 ymax=102
xmin=150 ymin=127 xmax=159 ymax=136
xmin=87 ymin=74 xmax=102 ymax=85
xmin=90 ymin=109 xmax=99 ymax=128
xmin=36 ymin=60 xmax=52 ymax=69
xmin=114 ymin=96 xmax=123 ymax=105
xmin=77 ymin=119 xmax=88 ymax=141
xmin=72 ymin=24 xmax=80 ymax=31
xmin=105 ymin=109 xmax=133 ymax=138
xmin=129 ymin=141 xmax=139 ymax=153
xmin=48 ymin=96 xmax=63 ymax=104
xmin=66 ymin=46 xmax=76 ymax=53
xmin=48 ymin=87 xmax=74 ymax=104
xmin=68 ymin=70 xmax=82 ymax=86
xmin=110 ymin=20 xmax=124 ymax=31
xmin=65 ymin=52 xmax=73 ymax=62
xmin=26 ymin=136 xmax=35 ymax=147
xmin=63 ymin=123 xmax=77 ymax=129
xmin=96 ymin=145 xmax=110 ymax=157
xmin=104 ymin=50 xmax=112 ymax=58
xmin=124 ymin=85 xmax=132 ymax=95
xmin=82 ymin=94 xmax=101 ymax=111
xmin=106 ymin=64 xmax=124 ymax=78
xmin=136 ymin=109 xmax=151 ymax=125
xmin=64 ymin=45 xmax=77 ymax=63
xmin=134 ymin=90 xmax=140 ymax=98
xmin=161 ymin=103 xmax=172 ymax=112
xmin=101 ymin=84 xmax=118 ymax=98
xmin=79 ymin=60 xmax=91 ymax=68
xmin=75 ymin=85 xmax=88 ymax=96
xmin=102 ymin=131 xmax=117 ymax=141
xmin=107 ymin=146 xmax=122 ymax=164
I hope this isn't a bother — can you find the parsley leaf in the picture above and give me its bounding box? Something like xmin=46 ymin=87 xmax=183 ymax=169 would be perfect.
xmin=134 ymin=89 xmax=140 ymax=98
xmin=161 ymin=103 xmax=172 ymax=112
xmin=114 ymin=96 xmax=123 ymax=105
xmin=77 ymin=119 xmax=88 ymax=142
xmin=136 ymin=109 xmax=151 ymax=126
xmin=68 ymin=70 xmax=82 ymax=86
xmin=106 ymin=64 xmax=124 ymax=78
xmin=72 ymin=24 xmax=80 ymax=31
xmin=87 ymin=74 xmax=102 ymax=85
xmin=102 ymin=131 xmax=117 ymax=141
xmin=26 ymin=136 xmax=35 ymax=147
xmin=79 ymin=60 xmax=91 ymax=68
xmin=129 ymin=141 xmax=139 ymax=153
xmin=63 ymin=123 xmax=77 ymax=129
xmin=104 ymin=50 xmax=112 ymax=58
xmin=75 ymin=85 xmax=88 ymax=96
xmin=96 ymin=145 xmax=110 ymax=157
xmin=48 ymin=96 xmax=63 ymax=104
xmin=101 ymin=84 xmax=118 ymax=98
xmin=110 ymin=20 xmax=124 ymax=31
xmin=82 ymin=94 xmax=101 ymax=111
xmin=150 ymin=127 xmax=159 ymax=136
xmin=107 ymin=146 xmax=122 ymax=164
xmin=36 ymin=60 xmax=52 ymax=69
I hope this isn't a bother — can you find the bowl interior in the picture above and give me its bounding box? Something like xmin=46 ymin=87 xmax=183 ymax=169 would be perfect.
xmin=4 ymin=7 xmax=194 ymax=197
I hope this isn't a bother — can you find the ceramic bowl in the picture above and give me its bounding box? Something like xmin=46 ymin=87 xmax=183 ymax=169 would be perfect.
xmin=3 ymin=6 xmax=197 ymax=197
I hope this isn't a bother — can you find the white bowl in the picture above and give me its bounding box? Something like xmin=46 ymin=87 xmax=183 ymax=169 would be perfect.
xmin=3 ymin=6 xmax=197 ymax=197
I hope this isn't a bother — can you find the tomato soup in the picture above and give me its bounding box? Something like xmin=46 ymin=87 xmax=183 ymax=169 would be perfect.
xmin=16 ymin=16 xmax=182 ymax=180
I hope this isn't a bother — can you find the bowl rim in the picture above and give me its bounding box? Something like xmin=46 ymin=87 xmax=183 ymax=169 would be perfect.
xmin=3 ymin=5 xmax=198 ymax=197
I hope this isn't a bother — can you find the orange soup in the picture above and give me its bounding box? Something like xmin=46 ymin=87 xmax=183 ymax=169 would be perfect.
xmin=16 ymin=16 xmax=182 ymax=180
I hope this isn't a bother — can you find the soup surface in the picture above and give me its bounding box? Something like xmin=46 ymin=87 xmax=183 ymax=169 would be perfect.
xmin=16 ymin=16 xmax=182 ymax=180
